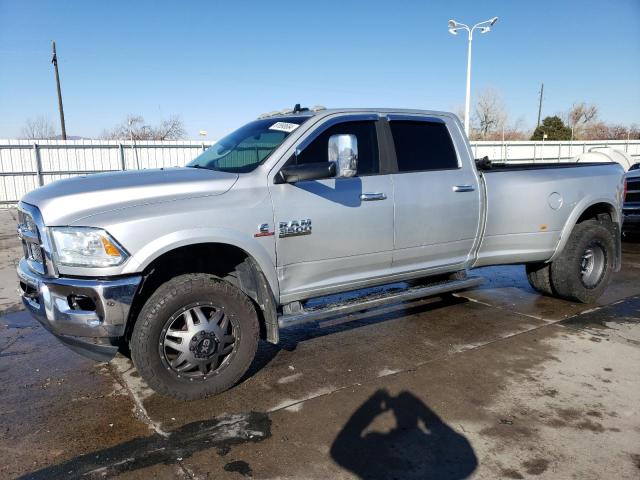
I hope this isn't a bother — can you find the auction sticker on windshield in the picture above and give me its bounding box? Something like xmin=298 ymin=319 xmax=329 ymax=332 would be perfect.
xmin=269 ymin=122 xmax=300 ymax=133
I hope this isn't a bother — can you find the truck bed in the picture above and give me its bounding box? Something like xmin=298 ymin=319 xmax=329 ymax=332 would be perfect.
xmin=474 ymin=161 xmax=624 ymax=267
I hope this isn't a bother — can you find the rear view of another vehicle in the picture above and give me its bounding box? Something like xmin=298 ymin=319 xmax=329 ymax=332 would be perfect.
xmin=623 ymin=166 xmax=640 ymax=237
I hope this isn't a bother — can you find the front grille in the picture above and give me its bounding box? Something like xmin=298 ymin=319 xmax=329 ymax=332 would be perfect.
xmin=17 ymin=209 xmax=45 ymax=273
xmin=626 ymin=178 xmax=640 ymax=204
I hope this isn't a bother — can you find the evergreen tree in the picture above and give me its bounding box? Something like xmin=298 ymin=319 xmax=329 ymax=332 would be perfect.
xmin=531 ymin=116 xmax=572 ymax=140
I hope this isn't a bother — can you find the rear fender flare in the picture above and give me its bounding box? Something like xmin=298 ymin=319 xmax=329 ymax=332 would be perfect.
xmin=549 ymin=198 xmax=620 ymax=269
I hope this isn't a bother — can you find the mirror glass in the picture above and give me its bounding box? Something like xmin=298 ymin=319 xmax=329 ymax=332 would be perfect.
xmin=328 ymin=134 xmax=358 ymax=178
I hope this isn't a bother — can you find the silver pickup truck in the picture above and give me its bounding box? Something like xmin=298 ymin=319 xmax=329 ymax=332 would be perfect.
xmin=16 ymin=107 xmax=625 ymax=399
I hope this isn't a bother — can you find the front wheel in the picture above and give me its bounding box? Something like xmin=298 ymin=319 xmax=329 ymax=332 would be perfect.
xmin=130 ymin=274 xmax=259 ymax=400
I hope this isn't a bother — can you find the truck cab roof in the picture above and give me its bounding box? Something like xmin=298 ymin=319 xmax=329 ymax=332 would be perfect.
xmin=258 ymin=106 xmax=457 ymax=121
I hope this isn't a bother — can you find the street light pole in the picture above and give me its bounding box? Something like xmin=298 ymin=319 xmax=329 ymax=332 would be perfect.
xmin=464 ymin=32 xmax=473 ymax=136
xmin=448 ymin=17 xmax=498 ymax=136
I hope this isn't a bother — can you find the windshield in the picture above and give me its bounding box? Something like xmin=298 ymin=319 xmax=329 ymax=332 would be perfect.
xmin=187 ymin=116 xmax=310 ymax=173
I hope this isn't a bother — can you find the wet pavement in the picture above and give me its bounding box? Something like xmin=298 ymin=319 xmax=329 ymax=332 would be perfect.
xmin=1 ymin=208 xmax=639 ymax=479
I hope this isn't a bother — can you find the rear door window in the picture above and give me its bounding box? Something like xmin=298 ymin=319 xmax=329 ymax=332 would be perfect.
xmin=389 ymin=120 xmax=458 ymax=172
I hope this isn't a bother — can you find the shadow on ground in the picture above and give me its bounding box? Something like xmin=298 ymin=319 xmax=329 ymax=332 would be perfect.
xmin=331 ymin=389 xmax=478 ymax=479
xmin=18 ymin=412 xmax=271 ymax=479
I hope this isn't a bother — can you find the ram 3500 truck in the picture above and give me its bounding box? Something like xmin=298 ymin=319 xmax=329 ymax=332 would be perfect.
xmin=17 ymin=107 xmax=625 ymax=399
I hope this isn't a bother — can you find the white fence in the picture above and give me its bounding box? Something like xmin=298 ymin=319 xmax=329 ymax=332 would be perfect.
xmin=471 ymin=139 xmax=640 ymax=165
xmin=0 ymin=140 xmax=211 ymax=205
xmin=1 ymin=139 xmax=639 ymax=206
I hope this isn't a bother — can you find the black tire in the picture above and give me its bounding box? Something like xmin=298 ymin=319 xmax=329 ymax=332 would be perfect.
xmin=550 ymin=219 xmax=615 ymax=303
xmin=130 ymin=273 xmax=259 ymax=400
xmin=526 ymin=262 xmax=553 ymax=296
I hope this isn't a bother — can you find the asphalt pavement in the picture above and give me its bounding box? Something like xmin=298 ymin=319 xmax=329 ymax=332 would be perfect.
xmin=1 ymin=208 xmax=639 ymax=479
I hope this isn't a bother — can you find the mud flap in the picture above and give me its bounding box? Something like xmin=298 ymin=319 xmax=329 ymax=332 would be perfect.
xmin=599 ymin=214 xmax=622 ymax=272
xmin=237 ymin=257 xmax=279 ymax=344
xmin=613 ymin=222 xmax=622 ymax=272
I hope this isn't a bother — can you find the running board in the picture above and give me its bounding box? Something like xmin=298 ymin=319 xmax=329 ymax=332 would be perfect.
xmin=278 ymin=276 xmax=484 ymax=329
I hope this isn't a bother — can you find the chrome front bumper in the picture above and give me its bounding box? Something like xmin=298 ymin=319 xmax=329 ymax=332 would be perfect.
xmin=17 ymin=258 xmax=142 ymax=361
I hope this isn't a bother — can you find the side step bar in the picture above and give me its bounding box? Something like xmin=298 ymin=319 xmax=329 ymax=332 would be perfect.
xmin=278 ymin=276 xmax=484 ymax=329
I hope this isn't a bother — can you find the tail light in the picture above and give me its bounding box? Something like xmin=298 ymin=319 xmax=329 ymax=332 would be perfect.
xmin=623 ymin=178 xmax=628 ymax=201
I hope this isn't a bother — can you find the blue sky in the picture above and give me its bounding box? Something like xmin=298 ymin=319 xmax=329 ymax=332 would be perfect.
xmin=1 ymin=0 xmax=639 ymax=139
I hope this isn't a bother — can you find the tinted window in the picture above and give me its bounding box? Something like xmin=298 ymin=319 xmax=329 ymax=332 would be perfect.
xmin=296 ymin=121 xmax=379 ymax=176
xmin=389 ymin=121 xmax=458 ymax=172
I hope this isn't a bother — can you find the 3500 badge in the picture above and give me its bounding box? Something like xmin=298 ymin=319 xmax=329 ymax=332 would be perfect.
xmin=279 ymin=219 xmax=312 ymax=238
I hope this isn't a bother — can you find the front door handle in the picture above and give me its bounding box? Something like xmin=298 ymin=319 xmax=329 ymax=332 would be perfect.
xmin=360 ymin=192 xmax=387 ymax=201
xmin=452 ymin=184 xmax=475 ymax=193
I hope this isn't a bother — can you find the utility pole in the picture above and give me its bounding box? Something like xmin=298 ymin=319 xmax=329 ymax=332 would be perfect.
xmin=51 ymin=41 xmax=67 ymax=140
xmin=536 ymin=83 xmax=544 ymax=128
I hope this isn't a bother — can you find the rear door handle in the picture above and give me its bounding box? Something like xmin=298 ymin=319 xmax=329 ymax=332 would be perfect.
xmin=452 ymin=184 xmax=475 ymax=193
xmin=360 ymin=192 xmax=387 ymax=201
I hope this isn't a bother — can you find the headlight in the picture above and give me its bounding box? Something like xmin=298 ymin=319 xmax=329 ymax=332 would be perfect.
xmin=50 ymin=227 xmax=128 ymax=267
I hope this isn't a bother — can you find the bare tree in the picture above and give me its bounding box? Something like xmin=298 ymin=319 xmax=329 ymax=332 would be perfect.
xmin=102 ymin=114 xmax=186 ymax=140
xmin=565 ymin=102 xmax=598 ymax=139
xmin=579 ymin=122 xmax=639 ymax=140
xmin=21 ymin=116 xmax=56 ymax=139
xmin=472 ymin=88 xmax=507 ymax=140
xmin=483 ymin=117 xmax=529 ymax=141
xmin=458 ymin=93 xmax=528 ymax=141
xmin=567 ymin=102 xmax=598 ymax=125
xmin=581 ymin=121 xmax=611 ymax=140
xmin=606 ymin=124 xmax=631 ymax=140
xmin=153 ymin=115 xmax=186 ymax=140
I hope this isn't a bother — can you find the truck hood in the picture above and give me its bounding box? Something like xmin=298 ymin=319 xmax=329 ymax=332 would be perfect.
xmin=22 ymin=167 xmax=238 ymax=225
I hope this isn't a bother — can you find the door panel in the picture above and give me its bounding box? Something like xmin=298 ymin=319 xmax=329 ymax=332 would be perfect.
xmin=387 ymin=118 xmax=481 ymax=271
xmin=270 ymin=175 xmax=394 ymax=302
xmin=392 ymin=169 xmax=480 ymax=270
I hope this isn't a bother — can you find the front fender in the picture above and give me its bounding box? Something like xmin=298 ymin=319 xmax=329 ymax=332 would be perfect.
xmin=120 ymin=227 xmax=280 ymax=300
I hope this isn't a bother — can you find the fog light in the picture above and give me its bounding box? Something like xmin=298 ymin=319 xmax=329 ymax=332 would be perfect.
xmin=68 ymin=294 xmax=96 ymax=311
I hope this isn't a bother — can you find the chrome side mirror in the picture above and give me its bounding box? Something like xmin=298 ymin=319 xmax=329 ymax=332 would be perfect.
xmin=328 ymin=134 xmax=358 ymax=178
